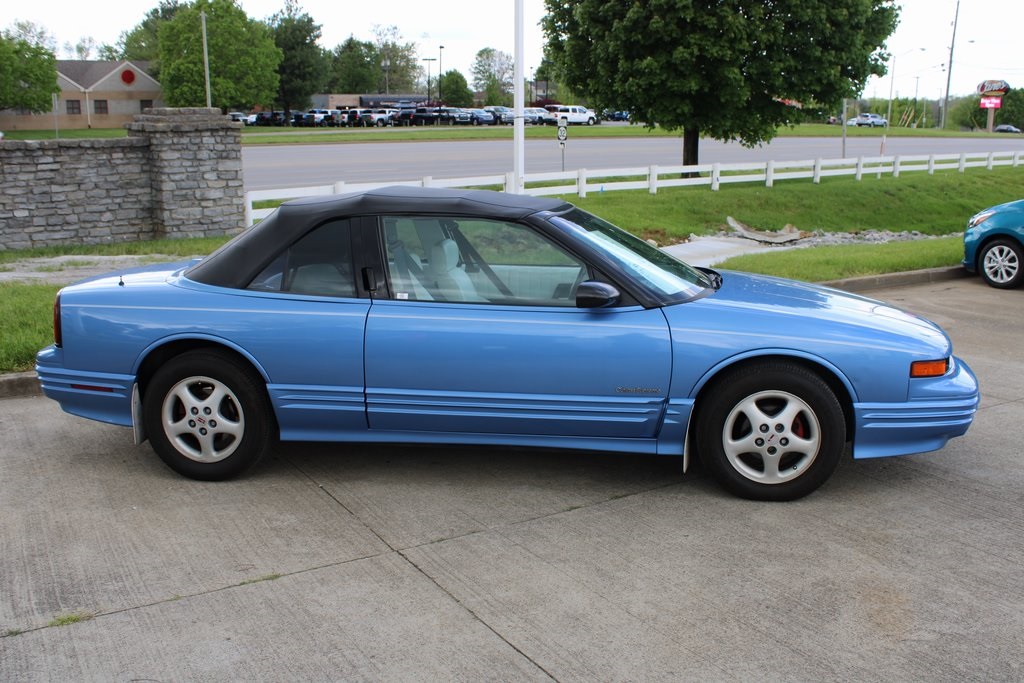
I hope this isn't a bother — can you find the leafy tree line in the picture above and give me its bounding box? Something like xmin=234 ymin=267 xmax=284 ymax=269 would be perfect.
xmin=2 ymin=0 xmax=521 ymax=116
xmin=848 ymin=92 xmax=1024 ymax=130
xmin=946 ymin=89 xmax=1023 ymax=131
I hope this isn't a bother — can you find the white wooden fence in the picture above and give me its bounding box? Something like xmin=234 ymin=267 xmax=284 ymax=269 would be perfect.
xmin=245 ymin=150 xmax=1024 ymax=225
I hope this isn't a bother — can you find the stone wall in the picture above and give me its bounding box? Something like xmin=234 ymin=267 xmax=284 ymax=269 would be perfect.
xmin=0 ymin=108 xmax=244 ymax=251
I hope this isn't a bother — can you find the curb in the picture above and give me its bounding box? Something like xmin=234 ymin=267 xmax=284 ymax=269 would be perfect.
xmin=820 ymin=265 xmax=968 ymax=293
xmin=0 ymin=267 xmax=971 ymax=401
xmin=0 ymin=371 xmax=42 ymax=399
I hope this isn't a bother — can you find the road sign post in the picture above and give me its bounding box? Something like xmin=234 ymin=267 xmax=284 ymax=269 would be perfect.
xmin=557 ymin=125 xmax=568 ymax=171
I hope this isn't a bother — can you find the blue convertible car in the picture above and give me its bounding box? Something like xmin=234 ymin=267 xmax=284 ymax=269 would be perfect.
xmin=37 ymin=187 xmax=979 ymax=500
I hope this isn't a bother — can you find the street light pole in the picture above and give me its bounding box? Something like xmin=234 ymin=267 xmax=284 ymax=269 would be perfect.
xmin=422 ymin=57 xmax=436 ymax=105
xmin=941 ymin=0 xmax=960 ymax=130
xmin=438 ymin=45 xmax=444 ymax=104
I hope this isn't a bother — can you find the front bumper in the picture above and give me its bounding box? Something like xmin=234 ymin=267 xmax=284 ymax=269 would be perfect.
xmin=852 ymin=356 xmax=979 ymax=459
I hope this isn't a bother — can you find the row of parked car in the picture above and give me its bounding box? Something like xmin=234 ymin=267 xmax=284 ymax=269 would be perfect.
xmin=231 ymin=104 xmax=605 ymax=128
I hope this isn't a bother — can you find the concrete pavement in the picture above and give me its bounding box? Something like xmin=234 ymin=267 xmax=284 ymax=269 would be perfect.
xmin=2 ymin=276 xmax=1021 ymax=680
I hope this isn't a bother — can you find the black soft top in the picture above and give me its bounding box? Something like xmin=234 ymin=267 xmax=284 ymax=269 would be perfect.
xmin=186 ymin=186 xmax=573 ymax=288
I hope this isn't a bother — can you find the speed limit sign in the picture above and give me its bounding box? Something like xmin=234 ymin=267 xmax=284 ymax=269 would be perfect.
xmin=557 ymin=125 xmax=568 ymax=141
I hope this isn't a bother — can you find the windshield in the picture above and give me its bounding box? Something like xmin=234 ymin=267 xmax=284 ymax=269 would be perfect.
xmin=550 ymin=208 xmax=714 ymax=302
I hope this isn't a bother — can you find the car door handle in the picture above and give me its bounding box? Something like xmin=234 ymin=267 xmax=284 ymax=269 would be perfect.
xmin=362 ymin=267 xmax=377 ymax=293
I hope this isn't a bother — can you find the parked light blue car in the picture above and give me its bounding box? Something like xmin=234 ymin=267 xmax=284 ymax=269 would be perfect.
xmin=962 ymin=198 xmax=1024 ymax=288
xmin=36 ymin=187 xmax=979 ymax=500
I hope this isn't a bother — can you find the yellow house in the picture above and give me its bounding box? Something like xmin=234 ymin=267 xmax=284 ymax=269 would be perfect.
xmin=0 ymin=60 xmax=164 ymax=131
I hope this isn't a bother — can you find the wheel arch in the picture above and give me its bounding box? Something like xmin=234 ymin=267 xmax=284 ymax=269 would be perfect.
xmin=689 ymin=352 xmax=857 ymax=440
xmin=973 ymin=231 xmax=1023 ymax=270
xmin=133 ymin=335 xmax=271 ymax=407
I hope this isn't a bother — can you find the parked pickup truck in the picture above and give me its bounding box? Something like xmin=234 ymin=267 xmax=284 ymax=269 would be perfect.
xmin=437 ymin=108 xmax=471 ymax=125
xmin=360 ymin=109 xmax=397 ymax=127
xmin=553 ymin=105 xmax=598 ymax=126
xmin=411 ymin=107 xmax=442 ymax=126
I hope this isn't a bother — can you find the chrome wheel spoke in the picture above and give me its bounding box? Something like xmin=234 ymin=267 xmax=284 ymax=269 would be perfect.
xmin=161 ymin=376 xmax=244 ymax=463
xmin=722 ymin=390 xmax=821 ymax=485
xmin=984 ymin=245 xmax=1019 ymax=284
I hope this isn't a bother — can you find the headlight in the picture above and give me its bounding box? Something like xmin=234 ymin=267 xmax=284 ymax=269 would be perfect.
xmin=967 ymin=210 xmax=996 ymax=229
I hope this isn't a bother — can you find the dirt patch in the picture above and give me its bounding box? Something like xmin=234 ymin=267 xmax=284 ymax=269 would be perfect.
xmin=0 ymin=255 xmax=190 ymax=285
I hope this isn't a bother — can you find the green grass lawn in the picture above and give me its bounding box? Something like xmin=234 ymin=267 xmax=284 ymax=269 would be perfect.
xmin=715 ymin=236 xmax=963 ymax=281
xmin=0 ymin=283 xmax=62 ymax=373
xmin=564 ymin=166 xmax=1022 ymax=242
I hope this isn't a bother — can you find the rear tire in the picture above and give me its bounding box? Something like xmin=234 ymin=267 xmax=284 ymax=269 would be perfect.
xmin=695 ymin=361 xmax=845 ymax=501
xmin=143 ymin=350 xmax=274 ymax=481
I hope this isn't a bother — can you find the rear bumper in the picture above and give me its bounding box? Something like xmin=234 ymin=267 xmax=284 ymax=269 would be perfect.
xmin=36 ymin=345 xmax=134 ymax=427
xmin=852 ymin=356 xmax=979 ymax=459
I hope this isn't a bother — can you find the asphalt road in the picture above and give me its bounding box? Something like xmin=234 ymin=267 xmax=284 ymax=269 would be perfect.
xmin=242 ymin=133 xmax=1024 ymax=190
xmin=2 ymin=277 xmax=1022 ymax=681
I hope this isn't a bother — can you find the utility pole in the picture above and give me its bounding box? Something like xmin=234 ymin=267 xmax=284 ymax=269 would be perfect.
xmin=201 ymin=11 xmax=212 ymax=108
xmin=941 ymin=0 xmax=960 ymax=130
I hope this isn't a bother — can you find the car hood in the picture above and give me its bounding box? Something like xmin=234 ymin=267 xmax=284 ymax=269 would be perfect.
xmin=980 ymin=198 xmax=1024 ymax=214
xmin=675 ymin=270 xmax=950 ymax=354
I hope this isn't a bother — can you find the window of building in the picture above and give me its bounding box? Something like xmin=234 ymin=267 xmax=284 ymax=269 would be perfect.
xmin=93 ymin=100 xmax=108 ymax=115
xmin=66 ymin=100 xmax=81 ymax=115
xmin=140 ymin=99 xmax=153 ymax=112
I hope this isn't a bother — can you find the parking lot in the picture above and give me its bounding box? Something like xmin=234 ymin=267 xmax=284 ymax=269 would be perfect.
xmin=1 ymin=276 xmax=1022 ymax=681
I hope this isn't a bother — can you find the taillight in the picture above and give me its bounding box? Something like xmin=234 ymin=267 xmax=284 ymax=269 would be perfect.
xmin=53 ymin=293 xmax=62 ymax=347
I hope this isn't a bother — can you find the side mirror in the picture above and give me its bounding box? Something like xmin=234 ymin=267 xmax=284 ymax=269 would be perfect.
xmin=576 ymin=281 xmax=620 ymax=309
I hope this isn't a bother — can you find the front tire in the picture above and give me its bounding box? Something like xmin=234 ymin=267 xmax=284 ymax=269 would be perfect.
xmin=979 ymin=238 xmax=1022 ymax=288
xmin=695 ymin=361 xmax=846 ymax=501
xmin=143 ymin=350 xmax=274 ymax=481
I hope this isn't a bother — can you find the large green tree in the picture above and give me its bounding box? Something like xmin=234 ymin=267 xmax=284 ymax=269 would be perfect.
xmin=270 ymin=0 xmax=327 ymax=114
xmin=327 ymin=36 xmax=377 ymax=93
xmin=543 ymin=0 xmax=899 ymax=165
xmin=0 ymin=33 xmax=60 ymax=112
xmin=158 ymin=0 xmax=281 ymax=110
xmin=438 ymin=70 xmax=473 ymax=107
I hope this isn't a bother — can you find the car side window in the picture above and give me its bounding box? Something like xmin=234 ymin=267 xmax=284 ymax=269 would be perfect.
xmin=382 ymin=216 xmax=587 ymax=306
xmin=247 ymin=219 xmax=357 ymax=297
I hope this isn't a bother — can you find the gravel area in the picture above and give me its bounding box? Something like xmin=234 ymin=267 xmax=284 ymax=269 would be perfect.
xmin=705 ymin=228 xmax=963 ymax=248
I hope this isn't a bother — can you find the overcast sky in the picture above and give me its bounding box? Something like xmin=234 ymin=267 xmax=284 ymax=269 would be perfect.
xmin=9 ymin=0 xmax=1020 ymax=100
